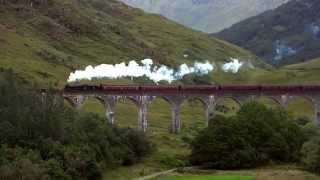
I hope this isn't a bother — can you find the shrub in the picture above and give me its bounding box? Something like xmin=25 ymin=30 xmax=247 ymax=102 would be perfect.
xmin=302 ymin=123 xmax=320 ymax=140
xmin=190 ymin=102 xmax=305 ymax=169
xmin=301 ymin=138 xmax=320 ymax=174
xmin=0 ymin=70 xmax=152 ymax=179
xmin=190 ymin=115 xmax=257 ymax=169
xmin=159 ymin=154 xmax=186 ymax=168
xmin=0 ymin=145 xmax=50 ymax=180
xmin=118 ymin=128 xmax=152 ymax=165
xmin=295 ymin=116 xmax=310 ymax=126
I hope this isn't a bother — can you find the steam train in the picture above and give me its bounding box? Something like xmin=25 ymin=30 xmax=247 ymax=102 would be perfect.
xmin=64 ymin=84 xmax=320 ymax=93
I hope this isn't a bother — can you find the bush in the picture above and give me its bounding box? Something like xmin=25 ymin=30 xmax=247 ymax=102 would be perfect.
xmin=159 ymin=154 xmax=186 ymax=168
xmin=302 ymin=123 xmax=320 ymax=140
xmin=0 ymin=69 xmax=152 ymax=179
xmin=190 ymin=115 xmax=257 ymax=169
xmin=301 ymin=138 xmax=320 ymax=174
xmin=118 ymin=128 xmax=152 ymax=165
xmin=190 ymin=102 xmax=305 ymax=169
xmin=0 ymin=145 xmax=50 ymax=180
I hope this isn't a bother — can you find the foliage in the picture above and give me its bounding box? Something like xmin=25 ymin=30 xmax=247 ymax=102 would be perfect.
xmin=301 ymin=137 xmax=320 ymax=174
xmin=117 ymin=128 xmax=153 ymax=166
xmin=180 ymin=74 xmax=213 ymax=85
xmin=300 ymin=123 xmax=320 ymax=174
xmin=302 ymin=123 xmax=320 ymax=141
xmin=0 ymin=70 xmax=152 ymax=179
xmin=158 ymin=154 xmax=186 ymax=168
xmin=190 ymin=102 xmax=306 ymax=169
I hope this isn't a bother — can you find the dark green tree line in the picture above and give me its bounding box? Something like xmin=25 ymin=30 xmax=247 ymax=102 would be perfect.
xmin=190 ymin=102 xmax=307 ymax=169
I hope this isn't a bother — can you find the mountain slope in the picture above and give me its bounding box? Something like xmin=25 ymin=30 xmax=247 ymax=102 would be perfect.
xmin=0 ymin=0 xmax=259 ymax=87
xmin=120 ymin=0 xmax=290 ymax=33
xmin=285 ymin=57 xmax=320 ymax=71
xmin=216 ymin=0 xmax=320 ymax=65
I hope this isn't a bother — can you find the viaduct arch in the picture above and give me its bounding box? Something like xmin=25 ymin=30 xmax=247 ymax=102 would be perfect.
xmin=63 ymin=85 xmax=320 ymax=133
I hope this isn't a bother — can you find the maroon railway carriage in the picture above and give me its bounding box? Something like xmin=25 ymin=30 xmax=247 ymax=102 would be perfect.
xmin=301 ymin=85 xmax=320 ymax=92
xmin=140 ymin=85 xmax=180 ymax=93
xmin=260 ymin=85 xmax=320 ymax=92
xmin=101 ymin=85 xmax=140 ymax=94
xmin=100 ymin=85 xmax=181 ymax=94
xmin=64 ymin=84 xmax=320 ymax=94
xmin=218 ymin=85 xmax=261 ymax=92
xmin=182 ymin=85 xmax=218 ymax=94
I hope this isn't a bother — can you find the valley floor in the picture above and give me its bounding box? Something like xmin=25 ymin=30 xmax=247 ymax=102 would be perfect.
xmin=102 ymin=129 xmax=320 ymax=180
xmin=154 ymin=166 xmax=319 ymax=180
xmin=104 ymin=154 xmax=320 ymax=180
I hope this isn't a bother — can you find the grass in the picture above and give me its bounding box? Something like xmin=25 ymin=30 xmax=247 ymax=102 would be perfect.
xmin=79 ymin=95 xmax=318 ymax=180
xmin=156 ymin=175 xmax=253 ymax=180
xmin=285 ymin=57 xmax=320 ymax=70
xmin=0 ymin=0 xmax=259 ymax=88
xmin=154 ymin=165 xmax=320 ymax=180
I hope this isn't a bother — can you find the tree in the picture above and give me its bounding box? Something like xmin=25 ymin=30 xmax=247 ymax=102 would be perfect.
xmin=190 ymin=102 xmax=305 ymax=169
xmin=301 ymin=138 xmax=320 ymax=173
xmin=0 ymin=69 xmax=152 ymax=179
xmin=191 ymin=115 xmax=257 ymax=169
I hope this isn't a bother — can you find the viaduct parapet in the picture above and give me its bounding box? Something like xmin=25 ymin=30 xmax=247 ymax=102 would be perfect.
xmin=63 ymin=85 xmax=320 ymax=133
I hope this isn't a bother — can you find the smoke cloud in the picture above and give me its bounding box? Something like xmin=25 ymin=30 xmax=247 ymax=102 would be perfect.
xmin=68 ymin=58 xmax=248 ymax=83
xmin=222 ymin=58 xmax=244 ymax=73
xmin=68 ymin=59 xmax=214 ymax=83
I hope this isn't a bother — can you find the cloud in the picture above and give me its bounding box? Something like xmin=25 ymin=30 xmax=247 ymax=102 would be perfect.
xmin=68 ymin=58 xmax=249 ymax=83
xmin=68 ymin=59 xmax=215 ymax=83
xmin=222 ymin=58 xmax=244 ymax=73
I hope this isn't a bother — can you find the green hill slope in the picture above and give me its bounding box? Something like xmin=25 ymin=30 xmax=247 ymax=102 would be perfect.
xmin=285 ymin=57 xmax=320 ymax=70
xmin=0 ymin=0 xmax=259 ymax=87
xmin=203 ymin=56 xmax=320 ymax=85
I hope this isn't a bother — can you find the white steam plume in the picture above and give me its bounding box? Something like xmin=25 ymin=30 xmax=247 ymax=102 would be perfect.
xmin=222 ymin=58 xmax=244 ymax=73
xmin=67 ymin=58 xmax=249 ymax=83
xmin=68 ymin=59 xmax=214 ymax=83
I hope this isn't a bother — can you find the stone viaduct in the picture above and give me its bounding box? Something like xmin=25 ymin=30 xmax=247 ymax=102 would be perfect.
xmin=63 ymin=85 xmax=320 ymax=133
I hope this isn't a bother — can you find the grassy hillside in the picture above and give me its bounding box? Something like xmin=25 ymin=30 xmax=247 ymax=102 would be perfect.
xmin=253 ymin=57 xmax=320 ymax=85
xmin=204 ymin=56 xmax=320 ymax=85
xmin=2 ymin=1 xmax=319 ymax=87
xmin=0 ymin=0 xmax=260 ymax=88
xmin=285 ymin=57 xmax=320 ymax=70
